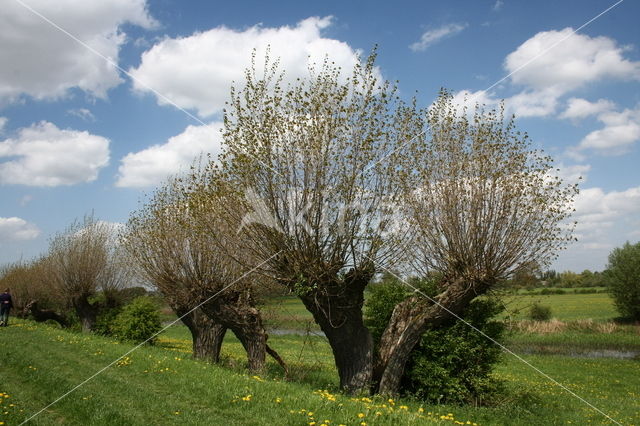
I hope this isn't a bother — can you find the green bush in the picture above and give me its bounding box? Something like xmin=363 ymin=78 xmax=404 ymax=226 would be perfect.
xmin=528 ymin=303 xmax=552 ymax=321
xmin=112 ymin=297 xmax=162 ymax=344
xmin=93 ymin=307 xmax=122 ymax=336
xmin=365 ymin=279 xmax=505 ymax=405
xmin=606 ymin=241 xmax=640 ymax=321
xmin=539 ymin=288 xmax=566 ymax=295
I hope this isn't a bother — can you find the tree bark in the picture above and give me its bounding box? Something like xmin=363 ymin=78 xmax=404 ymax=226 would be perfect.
xmin=23 ymin=300 xmax=69 ymax=327
xmin=266 ymin=342 xmax=289 ymax=376
xmin=200 ymin=294 xmax=270 ymax=372
xmin=73 ymin=296 xmax=97 ymax=332
xmin=298 ymin=272 xmax=373 ymax=394
xmin=373 ymin=278 xmax=491 ymax=395
xmin=177 ymin=306 xmax=227 ymax=363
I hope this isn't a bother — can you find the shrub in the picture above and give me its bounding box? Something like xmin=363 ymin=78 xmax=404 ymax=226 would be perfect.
xmin=93 ymin=307 xmax=122 ymax=336
xmin=365 ymin=279 xmax=505 ymax=405
xmin=112 ymin=297 xmax=162 ymax=344
xmin=539 ymin=288 xmax=566 ymax=295
xmin=606 ymin=241 xmax=640 ymax=321
xmin=528 ymin=303 xmax=552 ymax=321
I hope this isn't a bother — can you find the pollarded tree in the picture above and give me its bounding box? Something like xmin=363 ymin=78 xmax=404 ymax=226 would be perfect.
xmin=0 ymin=257 xmax=69 ymax=326
xmin=606 ymin=241 xmax=640 ymax=320
xmin=218 ymin=52 xmax=422 ymax=392
xmin=48 ymin=215 xmax=128 ymax=332
xmin=123 ymin=173 xmax=284 ymax=371
xmin=373 ymin=93 xmax=578 ymax=394
xmin=123 ymin=178 xmax=227 ymax=363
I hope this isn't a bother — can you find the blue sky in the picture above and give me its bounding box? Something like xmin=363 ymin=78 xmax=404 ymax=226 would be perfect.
xmin=1 ymin=0 xmax=639 ymax=272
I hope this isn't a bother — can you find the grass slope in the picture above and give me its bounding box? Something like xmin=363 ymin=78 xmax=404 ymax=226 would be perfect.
xmin=1 ymin=319 xmax=639 ymax=425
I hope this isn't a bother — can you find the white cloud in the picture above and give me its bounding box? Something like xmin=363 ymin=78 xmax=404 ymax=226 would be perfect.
xmin=19 ymin=195 xmax=33 ymax=207
xmin=129 ymin=17 xmax=373 ymax=118
xmin=449 ymin=88 xmax=558 ymax=118
xmin=0 ymin=0 xmax=156 ymax=103
xmin=409 ymin=23 xmax=467 ymax=52
xmin=0 ymin=121 xmax=110 ymax=186
xmin=454 ymin=29 xmax=640 ymax=119
xmin=0 ymin=217 xmax=40 ymax=242
xmin=573 ymin=186 xmax=640 ymax=235
xmin=569 ymin=107 xmax=640 ymax=158
xmin=505 ymin=88 xmax=560 ymax=117
xmin=116 ymin=123 xmax=223 ymax=188
xmin=493 ymin=0 xmax=504 ymax=11
xmin=449 ymin=89 xmax=496 ymax=112
xmin=556 ymin=185 xmax=640 ymax=270
xmin=505 ymin=28 xmax=640 ymax=94
xmin=555 ymin=163 xmax=590 ymax=185
xmin=67 ymin=108 xmax=96 ymax=122
xmin=561 ymin=98 xmax=615 ymax=120
xmin=455 ymin=29 xmax=640 ymax=121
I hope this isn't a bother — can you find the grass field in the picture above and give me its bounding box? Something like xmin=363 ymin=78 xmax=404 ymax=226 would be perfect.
xmin=499 ymin=292 xmax=618 ymax=321
xmin=1 ymin=290 xmax=638 ymax=425
xmin=257 ymin=292 xmax=620 ymax=330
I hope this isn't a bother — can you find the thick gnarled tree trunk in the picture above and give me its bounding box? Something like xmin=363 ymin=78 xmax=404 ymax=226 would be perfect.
xmin=177 ymin=306 xmax=227 ymax=363
xmin=373 ymin=278 xmax=491 ymax=395
xmin=298 ymin=273 xmax=373 ymax=394
xmin=23 ymin=300 xmax=69 ymax=327
xmin=73 ymin=296 xmax=98 ymax=332
xmin=201 ymin=294 xmax=276 ymax=372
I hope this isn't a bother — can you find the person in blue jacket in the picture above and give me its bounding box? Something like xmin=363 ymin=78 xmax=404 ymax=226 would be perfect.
xmin=0 ymin=288 xmax=13 ymax=326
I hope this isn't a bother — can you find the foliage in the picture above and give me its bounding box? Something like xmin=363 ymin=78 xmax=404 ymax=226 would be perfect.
xmin=405 ymin=93 xmax=578 ymax=281
xmin=46 ymin=214 xmax=131 ymax=332
xmin=528 ymin=303 xmax=552 ymax=321
xmin=605 ymin=241 xmax=640 ymax=320
xmin=112 ymin=296 xmax=162 ymax=344
xmin=539 ymin=288 xmax=566 ymax=295
xmin=93 ymin=306 xmax=122 ymax=336
xmin=365 ymin=280 xmax=506 ymax=404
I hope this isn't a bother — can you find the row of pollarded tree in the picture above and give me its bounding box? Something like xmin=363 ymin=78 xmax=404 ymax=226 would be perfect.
xmin=122 ymin=51 xmax=578 ymax=396
xmin=1 ymin=217 xmax=133 ymax=332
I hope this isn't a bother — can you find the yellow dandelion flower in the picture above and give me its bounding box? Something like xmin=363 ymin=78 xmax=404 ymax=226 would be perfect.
xmin=357 ymin=413 xmax=365 ymax=418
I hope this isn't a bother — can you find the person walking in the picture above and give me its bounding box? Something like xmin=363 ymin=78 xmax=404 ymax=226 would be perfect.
xmin=0 ymin=288 xmax=13 ymax=326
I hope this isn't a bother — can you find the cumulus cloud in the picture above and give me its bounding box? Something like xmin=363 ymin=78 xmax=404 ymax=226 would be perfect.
xmin=555 ymin=163 xmax=590 ymax=185
xmin=67 ymin=108 xmax=96 ymax=122
xmin=0 ymin=121 xmax=110 ymax=186
xmin=0 ymin=217 xmax=40 ymax=241
xmin=129 ymin=16 xmax=375 ymax=118
xmin=505 ymin=28 xmax=640 ymax=94
xmin=116 ymin=123 xmax=223 ymax=188
xmin=0 ymin=0 xmax=156 ymax=103
xmin=453 ymin=29 xmax=639 ymax=120
xmin=555 ymin=185 xmax=640 ymax=270
xmin=409 ymin=23 xmax=467 ymax=52
xmin=561 ymin=98 xmax=615 ymax=120
xmin=504 ymin=88 xmax=560 ymax=117
xmin=568 ymin=107 xmax=640 ymax=159
xmin=449 ymin=88 xmax=558 ymax=118
xmin=571 ymin=186 xmax=640 ymax=245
